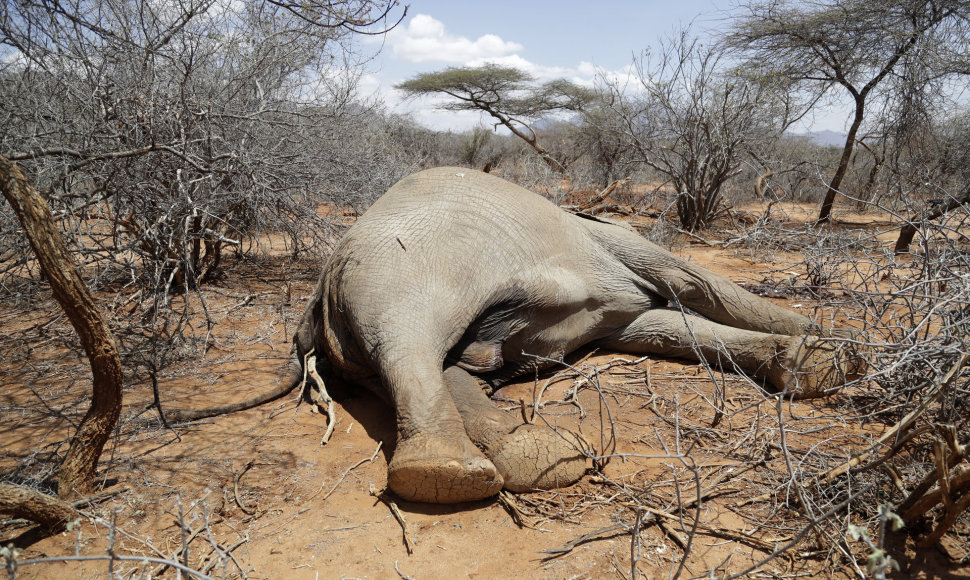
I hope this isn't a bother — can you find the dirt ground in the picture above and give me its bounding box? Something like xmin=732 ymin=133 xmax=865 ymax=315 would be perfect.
xmin=2 ymin=201 xmax=968 ymax=579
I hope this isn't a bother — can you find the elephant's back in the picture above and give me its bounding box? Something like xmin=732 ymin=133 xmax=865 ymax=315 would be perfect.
xmin=361 ymin=167 xmax=564 ymax=235
xmin=335 ymin=167 xmax=578 ymax=277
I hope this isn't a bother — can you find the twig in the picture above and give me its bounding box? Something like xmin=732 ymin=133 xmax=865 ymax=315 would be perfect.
xmin=675 ymin=227 xmax=725 ymax=246
xmin=370 ymin=484 xmax=415 ymax=554
xmin=629 ymin=507 xmax=643 ymax=580
xmin=725 ymin=491 xmax=863 ymax=579
xmin=644 ymin=506 xmax=776 ymax=551
xmin=816 ymin=354 xmax=966 ymax=485
xmin=302 ymin=351 xmax=336 ymax=444
xmin=519 ymin=398 xmax=532 ymax=424
xmin=394 ymin=560 xmax=414 ymax=580
xmin=69 ymin=487 xmax=128 ymax=508
xmin=498 ymin=490 xmax=541 ymax=530
xmin=539 ymin=524 xmax=627 ymax=560
xmin=576 ymin=177 xmax=631 ymax=211
xmin=680 ymin=464 xmax=754 ymax=512
xmin=200 ymin=535 xmax=249 ymax=575
xmin=655 ymin=515 xmax=689 ymax=551
xmin=233 ymin=461 xmax=256 ymax=515
xmin=734 ymin=354 xmax=967 ymax=509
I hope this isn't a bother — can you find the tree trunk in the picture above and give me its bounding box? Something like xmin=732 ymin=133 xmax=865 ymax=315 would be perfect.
xmin=894 ymin=188 xmax=970 ymax=254
xmin=0 ymin=483 xmax=79 ymax=531
xmin=0 ymin=156 xmax=123 ymax=500
xmin=485 ymin=110 xmax=566 ymax=174
xmin=817 ymin=95 xmax=865 ymax=224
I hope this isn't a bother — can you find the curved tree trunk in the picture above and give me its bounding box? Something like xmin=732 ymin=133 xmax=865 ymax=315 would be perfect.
xmin=0 ymin=156 xmax=123 ymax=500
xmin=0 ymin=483 xmax=79 ymax=531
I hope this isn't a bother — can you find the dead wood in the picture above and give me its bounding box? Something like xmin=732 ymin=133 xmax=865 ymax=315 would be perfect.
xmin=734 ymin=354 xmax=966 ymax=510
xmin=308 ymin=442 xmax=382 ymax=503
xmin=894 ymin=187 xmax=970 ymax=254
xmin=577 ymin=178 xmax=632 ymax=211
xmin=0 ymin=483 xmax=79 ymax=531
xmin=370 ymin=483 xmax=415 ymax=554
xmin=816 ymin=354 xmax=965 ymax=486
xmin=539 ymin=524 xmax=627 ymax=560
xmin=902 ymin=465 xmax=970 ymax=524
xmin=497 ymin=490 xmax=540 ymax=529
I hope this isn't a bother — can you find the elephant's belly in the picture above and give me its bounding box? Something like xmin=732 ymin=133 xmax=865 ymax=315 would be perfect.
xmin=469 ymin=294 xmax=657 ymax=386
xmin=508 ymin=302 xmax=644 ymax=361
xmin=458 ymin=266 xmax=663 ymax=385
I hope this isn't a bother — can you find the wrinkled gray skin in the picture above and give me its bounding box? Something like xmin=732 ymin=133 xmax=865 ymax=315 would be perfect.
xmin=293 ymin=167 xmax=862 ymax=504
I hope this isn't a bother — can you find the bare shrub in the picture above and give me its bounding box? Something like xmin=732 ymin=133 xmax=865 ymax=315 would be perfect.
xmin=776 ymin=216 xmax=970 ymax=551
xmin=457 ymin=126 xmax=517 ymax=172
xmin=606 ymin=28 xmax=792 ymax=231
xmin=0 ymin=0 xmax=407 ymax=294
xmin=0 ymin=0 xmax=411 ymax=519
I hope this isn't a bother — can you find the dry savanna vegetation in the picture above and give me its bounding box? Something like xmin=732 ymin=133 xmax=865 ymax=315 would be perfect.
xmin=2 ymin=0 xmax=970 ymax=578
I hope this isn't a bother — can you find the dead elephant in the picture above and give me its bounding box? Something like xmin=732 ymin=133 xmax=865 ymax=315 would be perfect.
xmin=292 ymin=167 xmax=863 ymax=504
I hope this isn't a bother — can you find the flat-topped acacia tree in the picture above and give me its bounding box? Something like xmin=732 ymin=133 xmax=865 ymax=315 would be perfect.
xmin=396 ymin=64 xmax=598 ymax=173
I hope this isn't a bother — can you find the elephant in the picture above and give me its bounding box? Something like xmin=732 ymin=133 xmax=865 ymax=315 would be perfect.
xmin=292 ymin=167 xmax=864 ymax=504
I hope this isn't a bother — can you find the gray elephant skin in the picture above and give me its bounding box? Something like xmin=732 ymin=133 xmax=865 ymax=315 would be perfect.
xmin=292 ymin=167 xmax=862 ymax=504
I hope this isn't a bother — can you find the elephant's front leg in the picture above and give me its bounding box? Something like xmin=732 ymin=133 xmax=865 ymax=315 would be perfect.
xmin=382 ymin=363 xmax=504 ymax=503
xmin=443 ymin=366 xmax=588 ymax=492
xmin=597 ymin=309 xmax=864 ymax=398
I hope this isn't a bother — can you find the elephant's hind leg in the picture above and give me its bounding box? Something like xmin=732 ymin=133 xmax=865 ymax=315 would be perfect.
xmin=443 ymin=366 xmax=588 ymax=492
xmin=382 ymin=364 xmax=504 ymax=503
xmin=587 ymin=221 xmax=819 ymax=337
xmin=598 ymin=309 xmax=862 ymax=398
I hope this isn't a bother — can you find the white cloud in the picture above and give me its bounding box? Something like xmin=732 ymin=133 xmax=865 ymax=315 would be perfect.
xmin=388 ymin=14 xmax=523 ymax=64
xmin=372 ymin=14 xmax=650 ymax=131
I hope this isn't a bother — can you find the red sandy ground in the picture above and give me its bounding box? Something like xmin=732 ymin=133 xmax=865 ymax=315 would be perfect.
xmin=1 ymin=201 xmax=967 ymax=579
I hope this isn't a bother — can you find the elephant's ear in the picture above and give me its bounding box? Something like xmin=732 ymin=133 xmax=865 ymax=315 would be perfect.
xmin=571 ymin=211 xmax=637 ymax=233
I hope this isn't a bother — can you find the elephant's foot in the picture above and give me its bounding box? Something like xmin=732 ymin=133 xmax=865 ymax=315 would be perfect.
xmin=767 ymin=336 xmax=867 ymax=399
xmin=486 ymin=424 xmax=589 ymax=492
xmin=387 ymin=432 xmax=503 ymax=503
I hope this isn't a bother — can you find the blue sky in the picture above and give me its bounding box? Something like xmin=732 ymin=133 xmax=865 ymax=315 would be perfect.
xmin=361 ymin=0 xmax=847 ymax=133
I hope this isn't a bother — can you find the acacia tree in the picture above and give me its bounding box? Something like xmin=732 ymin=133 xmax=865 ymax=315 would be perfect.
xmin=607 ymin=30 xmax=793 ymax=231
xmin=729 ymin=0 xmax=970 ymax=223
xmin=395 ymin=64 xmax=598 ymax=173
